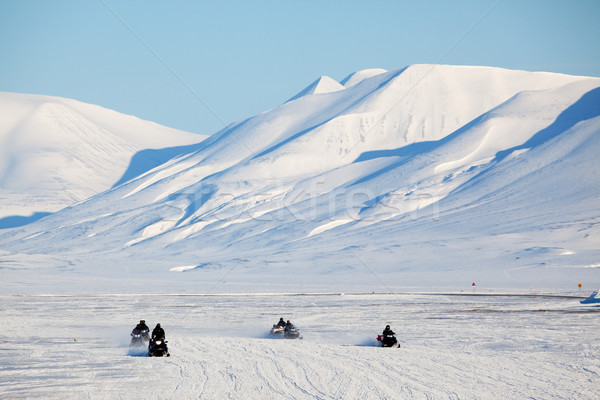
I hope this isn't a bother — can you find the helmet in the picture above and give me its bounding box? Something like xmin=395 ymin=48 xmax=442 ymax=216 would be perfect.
xmin=287 ymin=320 xmax=291 ymax=324
xmin=140 ymin=320 xmax=145 ymax=324
xmin=156 ymin=323 xmax=161 ymax=327
xmin=280 ymin=318 xmax=284 ymax=321
xmin=386 ymin=325 xmax=390 ymax=329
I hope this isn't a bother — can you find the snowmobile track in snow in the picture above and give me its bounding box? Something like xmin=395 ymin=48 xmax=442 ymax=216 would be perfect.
xmin=1 ymin=293 xmax=598 ymax=399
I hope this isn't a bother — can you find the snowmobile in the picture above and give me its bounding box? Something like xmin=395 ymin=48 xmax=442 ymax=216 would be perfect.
xmin=377 ymin=334 xmax=400 ymax=348
xmin=284 ymin=326 xmax=302 ymax=339
xmin=148 ymin=338 xmax=170 ymax=357
xmin=130 ymin=327 xmax=150 ymax=347
xmin=270 ymin=324 xmax=285 ymax=336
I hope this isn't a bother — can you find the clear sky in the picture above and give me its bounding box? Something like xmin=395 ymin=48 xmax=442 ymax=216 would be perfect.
xmin=1 ymin=0 xmax=599 ymax=135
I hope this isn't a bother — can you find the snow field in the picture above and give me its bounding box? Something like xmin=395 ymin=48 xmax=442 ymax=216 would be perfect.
xmin=1 ymin=293 xmax=598 ymax=399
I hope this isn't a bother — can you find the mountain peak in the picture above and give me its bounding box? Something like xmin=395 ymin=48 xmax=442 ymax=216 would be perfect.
xmin=287 ymin=75 xmax=344 ymax=102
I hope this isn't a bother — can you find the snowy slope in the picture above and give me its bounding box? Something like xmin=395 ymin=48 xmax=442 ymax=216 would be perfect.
xmin=0 ymin=92 xmax=207 ymax=225
xmin=1 ymin=65 xmax=599 ymax=293
xmin=340 ymin=68 xmax=387 ymax=87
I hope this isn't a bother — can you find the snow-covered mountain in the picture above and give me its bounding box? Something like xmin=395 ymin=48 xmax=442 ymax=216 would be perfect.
xmin=0 ymin=92 xmax=207 ymax=226
xmin=287 ymin=75 xmax=344 ymax=102
xmin=1 ymin=65 xmax=599 ymax=293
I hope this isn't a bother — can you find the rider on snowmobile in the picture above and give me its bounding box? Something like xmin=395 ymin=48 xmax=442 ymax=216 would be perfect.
xmin=380 ymin=325 xmax=398 ymax=347
xmin=130 ymin=320 xmax=150 ymax=346
xmin=134 ymin=320 xmax=149 ymax=332
xmin=382 ymin=325 xmax=395 ymax=336
xmin=152 ymin=323 xmax=165 ymax=341
xmin=148 ymin=324 xmax=170 ymax=357
xmin=284 ymin=320 xmax=295 ymax=332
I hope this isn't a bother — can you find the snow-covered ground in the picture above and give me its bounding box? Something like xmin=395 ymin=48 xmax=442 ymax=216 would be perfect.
xmin=1 ymin=293 xmax=598 ymax=399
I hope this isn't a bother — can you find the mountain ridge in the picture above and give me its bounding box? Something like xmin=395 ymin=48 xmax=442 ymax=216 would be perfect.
xmin=0 ymin=92 xmax=207 ymax=224
xmin=1 ymin=64 xmax=599 ymax=292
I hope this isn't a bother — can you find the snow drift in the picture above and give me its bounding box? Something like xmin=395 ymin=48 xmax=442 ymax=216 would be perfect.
xmin=1 ymin=65 xmax=599 ymax=293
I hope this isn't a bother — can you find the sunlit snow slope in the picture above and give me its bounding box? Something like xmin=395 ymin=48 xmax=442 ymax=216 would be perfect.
xmin=1 ymin=65 xmax=599 ymax=293
xmin=0 ymin=92 xmax=207 ymax=225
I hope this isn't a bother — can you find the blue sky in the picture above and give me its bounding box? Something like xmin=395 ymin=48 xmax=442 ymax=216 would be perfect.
xmin=1 ymin=0 xmax=599 ymax=135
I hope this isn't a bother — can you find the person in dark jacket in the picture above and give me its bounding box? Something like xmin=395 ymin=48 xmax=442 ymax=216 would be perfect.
xmin=382 ymin=325 xmax=395 ymax=336
xmin=132 ymin=320 xmax=150 ymax=339
xmin=381 ymin=325 xmax=397 ymax=347
xmin=276 ymin=318 xmax=286 ymax=328
xmin=284 ymin=320 xmax=295 ymax=332
xmin=152 ymin=323 xmax=165 ymax=340
xmin=135 ymin=320 xmax=149 ymax=332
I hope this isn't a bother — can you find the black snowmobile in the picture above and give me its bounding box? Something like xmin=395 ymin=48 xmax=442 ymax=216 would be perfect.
xmin=148 ymin=338 xmax=170 ymax=357
xmin=284 ymin=325 xmax=302 ymax=339
xmin=130 ymin=327 xmax=150 ymax=347
xmin=377 ymin=333 xmax=400 ymax=348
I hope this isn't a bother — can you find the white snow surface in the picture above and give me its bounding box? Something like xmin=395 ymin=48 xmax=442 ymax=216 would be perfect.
xmin=0 ymin=92 xmax=207 ymax=221
xmin=1 ymin=64 xmax=600 ymax=294
xmin=1 ymin=293 xmax=598 ymax=399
